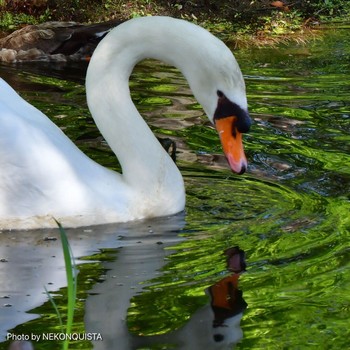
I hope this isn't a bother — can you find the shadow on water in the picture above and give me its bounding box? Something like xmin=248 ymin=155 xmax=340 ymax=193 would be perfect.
xmin=0 ymin=26 xmax=350 ymax=349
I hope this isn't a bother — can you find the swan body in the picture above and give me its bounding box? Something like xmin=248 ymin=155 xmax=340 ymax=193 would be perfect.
xmin=0 ymin=20 xmax=121 ymax=62
xmin=0 ymin=16 xmax=251 ymax=230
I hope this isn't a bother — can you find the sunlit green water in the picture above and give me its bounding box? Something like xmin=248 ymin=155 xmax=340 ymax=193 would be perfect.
xmin=1 ymin=26 xmax=349 ymax=349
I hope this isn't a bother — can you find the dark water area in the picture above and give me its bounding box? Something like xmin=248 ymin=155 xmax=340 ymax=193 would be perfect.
xmin=0 ymin=26 xmax=349 ymax=349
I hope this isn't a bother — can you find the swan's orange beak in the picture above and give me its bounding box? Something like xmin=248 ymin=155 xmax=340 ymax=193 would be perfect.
xmin=215 ymin=116 xmax=247 ymax=174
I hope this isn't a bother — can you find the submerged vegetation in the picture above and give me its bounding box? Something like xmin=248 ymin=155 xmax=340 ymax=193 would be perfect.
xmin=0 ymin=0 xmax=349 ymax=45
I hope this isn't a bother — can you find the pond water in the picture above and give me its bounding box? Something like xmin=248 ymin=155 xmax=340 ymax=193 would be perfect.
xmin=0 ymin=25 xmax=349 ymax=349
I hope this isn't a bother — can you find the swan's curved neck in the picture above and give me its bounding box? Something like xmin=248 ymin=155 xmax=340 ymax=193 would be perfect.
xmin=86 ymin=17 xmax=212 ymax=195
xmin=86 ymin=19 xmax=201 ymax=195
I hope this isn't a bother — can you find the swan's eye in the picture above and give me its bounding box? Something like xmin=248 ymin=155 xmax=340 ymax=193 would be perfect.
xmin=217 ymin=90 xmax=224 ymax=98
xmin=213 ymin=334 xmax=225 ymax=342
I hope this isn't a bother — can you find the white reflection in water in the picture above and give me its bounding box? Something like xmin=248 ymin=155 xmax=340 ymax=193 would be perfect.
xmin=0 ymin=214 xmax=185 ymax=343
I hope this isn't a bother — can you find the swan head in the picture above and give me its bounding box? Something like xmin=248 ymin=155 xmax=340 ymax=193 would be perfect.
xmin=181 ymin=33 xmax=252 ymax=175
xmin=213 ymin=90 xmax=251 ymax=174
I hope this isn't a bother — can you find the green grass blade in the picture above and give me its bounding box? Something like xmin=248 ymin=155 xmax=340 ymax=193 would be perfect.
xmin=55 ymin=219 xmax=77 ymax=350
xmin=44 ymin=285 xmax=64 ymax=333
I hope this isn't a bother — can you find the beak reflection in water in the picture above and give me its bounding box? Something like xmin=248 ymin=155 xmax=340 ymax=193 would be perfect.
xmin=207 ymin=246 xmax=248 ymax=347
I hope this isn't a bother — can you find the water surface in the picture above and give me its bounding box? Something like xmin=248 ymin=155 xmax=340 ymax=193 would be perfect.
xmin=0 ymin=26 xmax=349 ymax=349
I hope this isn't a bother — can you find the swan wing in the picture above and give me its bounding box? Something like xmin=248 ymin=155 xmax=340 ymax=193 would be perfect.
xmin=0 ymin=78 xmax=126 ymax=221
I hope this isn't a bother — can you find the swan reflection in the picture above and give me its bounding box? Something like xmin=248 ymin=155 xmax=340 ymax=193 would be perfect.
xmin=85 ymin=245 xmax=247 ymax=349
xmin=207 ymin=246 xmax=247 ymax=347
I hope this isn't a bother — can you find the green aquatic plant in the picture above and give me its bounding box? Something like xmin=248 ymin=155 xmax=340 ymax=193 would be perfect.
xmin=44 ymin=221 xmax=77 ymax=350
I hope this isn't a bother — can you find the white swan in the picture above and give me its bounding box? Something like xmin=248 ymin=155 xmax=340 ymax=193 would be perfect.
xmin=0 ymin=16 xmax=251 ymax=230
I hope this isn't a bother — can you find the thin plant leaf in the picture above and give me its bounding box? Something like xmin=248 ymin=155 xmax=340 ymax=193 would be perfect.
xmin=55 ymin=219 xmax=77 ymax=350
xmin=44 ymin=285 xmax=64 ymax=333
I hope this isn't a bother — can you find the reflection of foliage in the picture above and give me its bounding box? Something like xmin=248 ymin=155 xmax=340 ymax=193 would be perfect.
xmin=127 ymin=231 xmax=229 ymax=335
xmin=127 ymin=173 xmax=350 ymax=347
xmin=128 ymin=286 xmax=210 ymax=335
xmin=242 ymin=197 xmax=350 ymax=349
